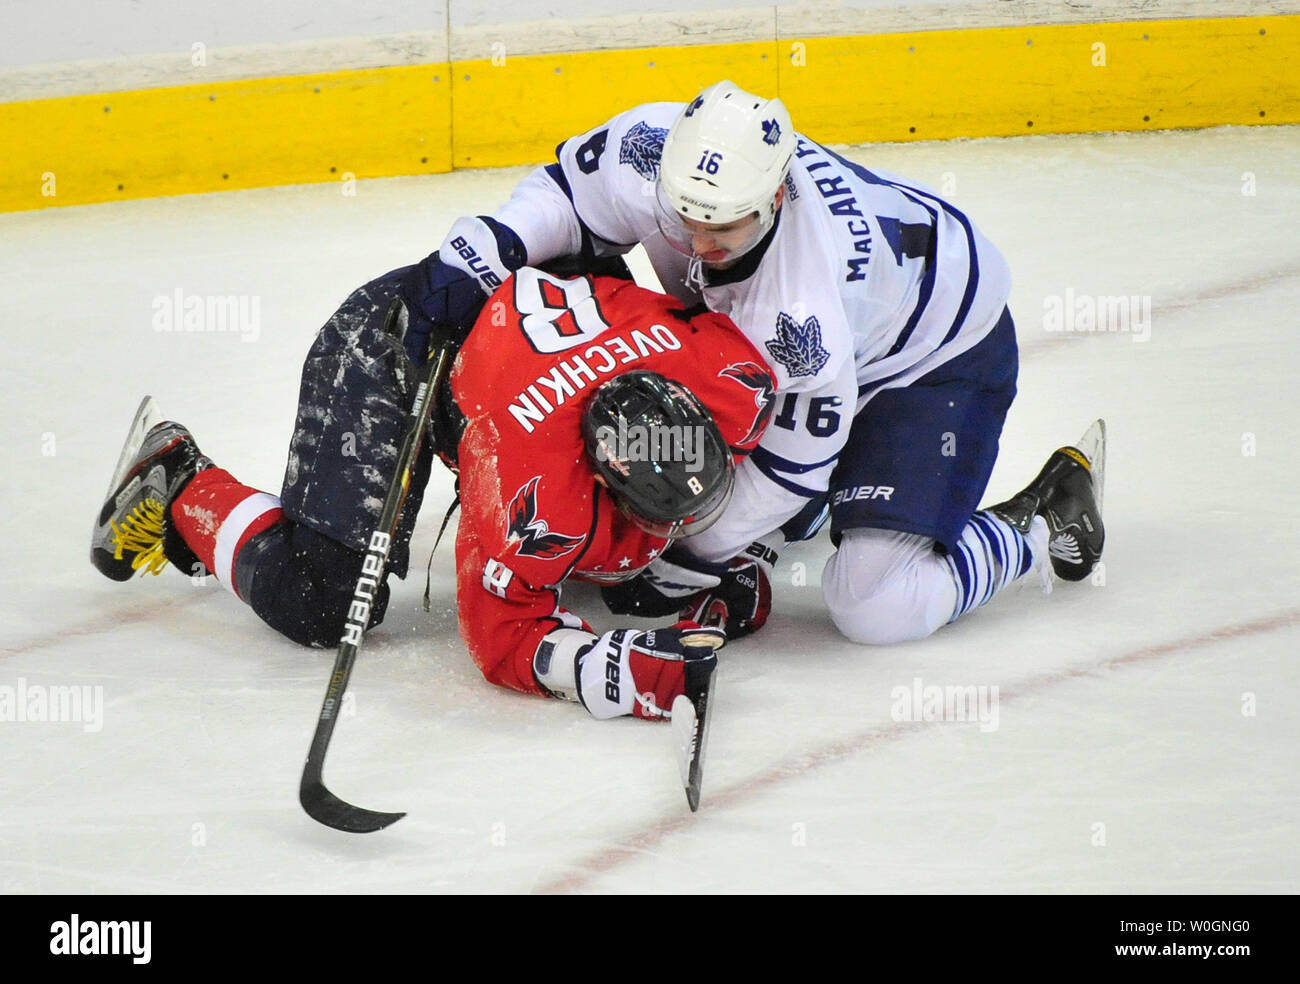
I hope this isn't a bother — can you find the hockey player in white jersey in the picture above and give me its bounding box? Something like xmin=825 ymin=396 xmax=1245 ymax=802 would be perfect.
xmin=400 ymin=80 xmax=1105 ymax=645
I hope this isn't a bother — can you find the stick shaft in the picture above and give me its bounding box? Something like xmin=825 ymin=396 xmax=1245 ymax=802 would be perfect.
xmin=299 ymin=337 xmax=454 ymax=831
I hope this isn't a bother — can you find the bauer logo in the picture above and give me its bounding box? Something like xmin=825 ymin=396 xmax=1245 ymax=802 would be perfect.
xmin=890 ymin=677 xmax=999 ymax=733
xmin=450 ymin=236 xmax=503 ymax=291
xmin=831 ymin=485 xmax=894 ymax=505
xmin=604 ymin=648 xmax=621 ymax=704
xmin=341 ymin=531 xmax=390 ymax=647
xmin=152 ymin=288 xmax=261 ymax=342
xmin=50 ymin=914 xmax=151 ymax=964
xmin=678 ymin=193 xmax=719 ymax=212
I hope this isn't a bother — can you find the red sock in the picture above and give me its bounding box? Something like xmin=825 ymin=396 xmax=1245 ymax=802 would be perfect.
xmin=171 ymin=469 xmax=284 ymax=598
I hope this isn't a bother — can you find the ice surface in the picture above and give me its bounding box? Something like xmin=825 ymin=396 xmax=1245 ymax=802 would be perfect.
xmin=1 ymin=125 xmax=1297 ymax=893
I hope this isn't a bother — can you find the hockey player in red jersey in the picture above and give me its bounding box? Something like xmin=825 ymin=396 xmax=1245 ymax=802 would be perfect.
xmin=448 ymin=266 xmax=775 ymax=717
xmin=90 ymin=256 xmax=776 ymax=723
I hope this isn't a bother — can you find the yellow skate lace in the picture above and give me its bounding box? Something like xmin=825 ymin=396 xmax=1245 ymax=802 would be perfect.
xmin=110 ymin=498 xmax=171 ymax=576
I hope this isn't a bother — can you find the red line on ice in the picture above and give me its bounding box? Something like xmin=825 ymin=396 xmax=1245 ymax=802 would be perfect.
xmin=535 ymin=606 xmax=1300 ymax=894
xmin=0 ymin=591 xmax=208 ymax=658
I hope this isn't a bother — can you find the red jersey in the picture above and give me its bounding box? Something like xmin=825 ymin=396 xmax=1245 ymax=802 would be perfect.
xmin=452 ymin=268 xmax=776 ymax=695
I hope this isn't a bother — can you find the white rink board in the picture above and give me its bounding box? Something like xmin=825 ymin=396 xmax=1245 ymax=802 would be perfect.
xmin=0 ymin=124 xmax=1297 ymax=893
xmin=8 ymin=0 xmax=1295 ymax=67
xmin=9 ymin=1 xmax=1300 ymax=99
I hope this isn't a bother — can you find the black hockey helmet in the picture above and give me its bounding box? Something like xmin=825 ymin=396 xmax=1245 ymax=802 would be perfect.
xmin=582 ymin=370 xmax=734 ymax=539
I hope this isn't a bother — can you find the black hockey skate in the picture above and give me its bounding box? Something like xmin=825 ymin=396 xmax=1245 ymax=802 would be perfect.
xmin=989 ymin=420 xmax=1106 ymax=582
xmin=90 ymin=397 xmax=212 ymax=581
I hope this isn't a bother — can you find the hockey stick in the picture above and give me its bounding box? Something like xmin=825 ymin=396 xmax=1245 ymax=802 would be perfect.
xmin=299 ymin=310 xmax=455 ymax=833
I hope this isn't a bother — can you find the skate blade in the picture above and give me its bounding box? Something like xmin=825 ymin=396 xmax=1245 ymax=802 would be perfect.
xmin=1073 ymin=418 xmax=1106 ymax=511
xmin=101 ymin=396 xmax=163 ymax=502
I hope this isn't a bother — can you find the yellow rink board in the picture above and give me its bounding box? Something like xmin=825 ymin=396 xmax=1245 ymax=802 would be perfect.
xmin=449 ymin=41 xmax=779 ymax=168
xmin=779 ymin=16 xmax=1295 ymax=143
xmin=3 ymin=64 xmax=453 ymax=212
xmin=2 ymin=15 xmax=1295 ymax=213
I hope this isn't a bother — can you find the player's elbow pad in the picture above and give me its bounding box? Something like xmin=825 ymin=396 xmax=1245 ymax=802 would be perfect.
xmin=532 ymin=628 xmax=597 ymax=703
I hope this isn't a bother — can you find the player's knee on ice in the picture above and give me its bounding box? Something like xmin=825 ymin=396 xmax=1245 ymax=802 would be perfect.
xmin=822 ymin=529 xmax=957 ymax=645
xmin=240 ymin=521 xmax=392 ymax=648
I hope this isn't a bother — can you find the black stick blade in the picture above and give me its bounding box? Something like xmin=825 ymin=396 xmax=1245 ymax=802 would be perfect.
xmin=671 ymin=654 xmax=718 ymax=813
xmin=300 ymin=780 xmax=406 ymax=833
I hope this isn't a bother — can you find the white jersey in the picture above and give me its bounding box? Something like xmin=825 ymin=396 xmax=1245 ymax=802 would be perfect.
xmin=463 ymin=101 xmax=1012 ymax=562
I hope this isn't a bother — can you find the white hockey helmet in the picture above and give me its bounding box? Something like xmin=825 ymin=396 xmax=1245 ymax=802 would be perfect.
xmin=655 ymin=80 xmax=796 ymax=263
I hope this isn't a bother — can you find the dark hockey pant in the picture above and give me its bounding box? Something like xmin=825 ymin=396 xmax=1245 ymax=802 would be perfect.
xmin=238 ymin=267 xmax=435 ymax=648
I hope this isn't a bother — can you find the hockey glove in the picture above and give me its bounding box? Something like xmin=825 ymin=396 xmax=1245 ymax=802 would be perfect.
xmin=399 ymin=216 xmax=527 ymax=364
xmin=680 ymin=540 xmax=777 ymax=640
xmin=600 ymin=544 xmax=728 ymax=619
xmin=533 ymin=622 xmax=725 ymax=721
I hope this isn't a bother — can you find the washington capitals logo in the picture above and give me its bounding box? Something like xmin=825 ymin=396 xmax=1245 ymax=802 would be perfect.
xmin=761 ymin=118 xmax=782 ymax=146
xmin=719 ymin=362 xmax=776 ymax=445
xmin=619 ymin=120 xmax=669 ymax=181
xmin=506 ymin=477 xmax=585 ymax=559
xmin=766 ymin=312 xmax=830 ymax=378
xmin=684 ymin=95 xmax=704 ymax=117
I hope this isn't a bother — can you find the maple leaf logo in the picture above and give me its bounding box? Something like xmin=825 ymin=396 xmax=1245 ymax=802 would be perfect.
xmin=619 ymin=120 xmax=669 ymax=181
xmin=719 ymin=362 xmax=776 ymax=445
xmin=765 ymin=312 xmax=830 ymax=379
xmin=506 ymin=477 xmax=585 ymax=559
xmin=761 ymin=118 xmax=782 ymax=146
